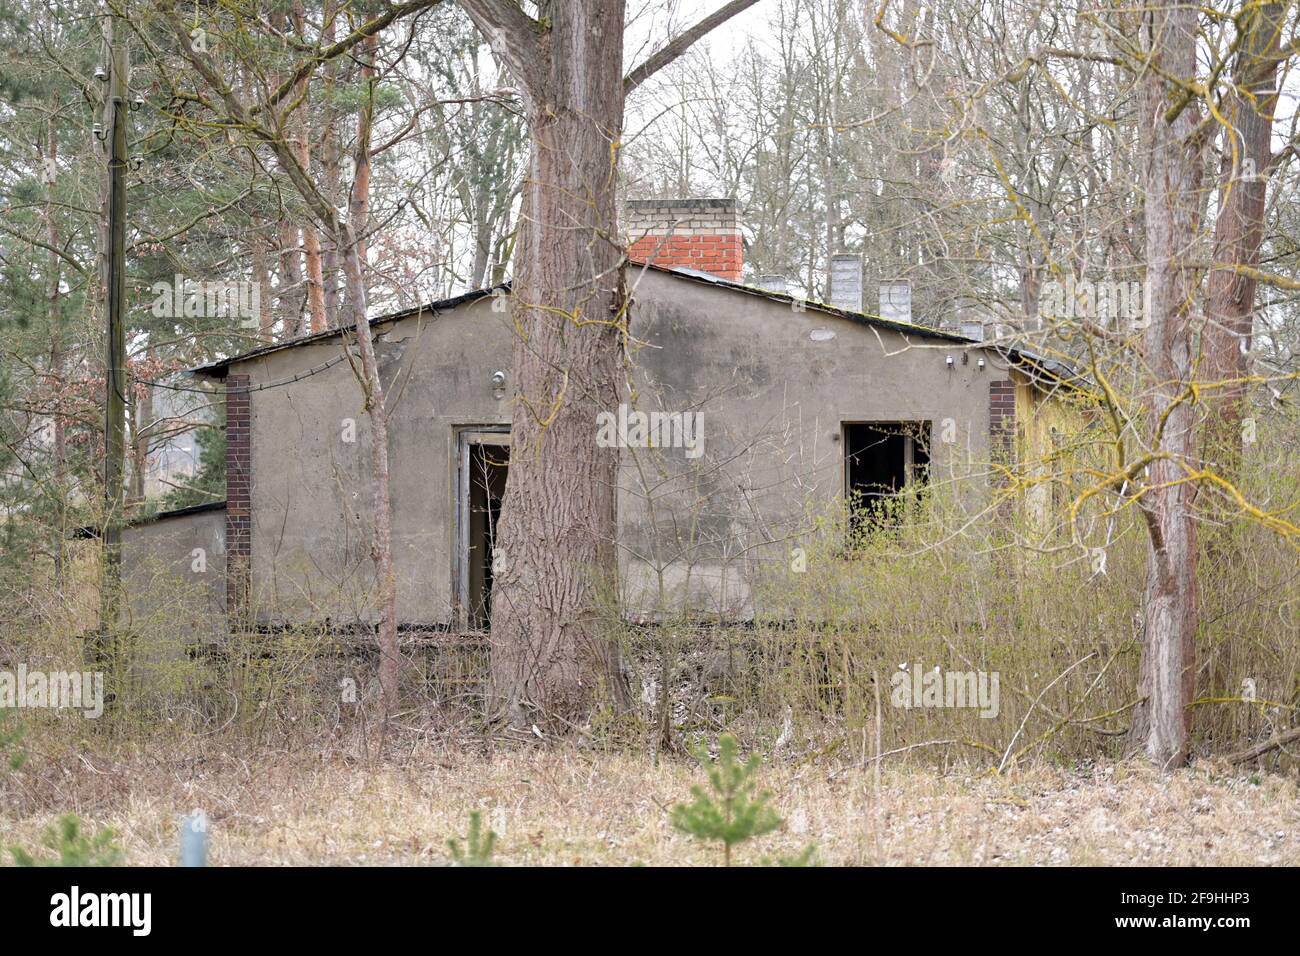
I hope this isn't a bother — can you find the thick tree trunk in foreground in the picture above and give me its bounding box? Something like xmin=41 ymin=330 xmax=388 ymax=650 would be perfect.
xmin=487 ymin=107 xmax=627 ymax=725
xmin=1203 ymin=2 xmax=1284 ymax=468
xmin=1131 ymin=3 xmax=1203 ymax=768
xmin=459 ymin=0 xmax=760 ymax=727
xmin=460 ymin=0 xmax=629 ymax=726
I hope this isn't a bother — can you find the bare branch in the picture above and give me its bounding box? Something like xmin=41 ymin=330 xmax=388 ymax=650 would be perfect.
xmin=457 ymin=0 xmax=545 ymax=101
xmin=623 ymin=0 xmax=762 ymax=95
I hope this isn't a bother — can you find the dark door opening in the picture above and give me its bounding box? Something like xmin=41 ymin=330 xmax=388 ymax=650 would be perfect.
xmin=843 ymin=422 xmax=930 ymax=534
xmin=462 ymin=436 xmax=509 ymax=631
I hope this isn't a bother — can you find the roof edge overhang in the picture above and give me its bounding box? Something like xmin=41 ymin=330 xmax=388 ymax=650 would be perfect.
xmin=70 ymin=499 xmax=228 ymax=539
xmin=632 ymin=263 xmax=1083 ymax=391
xmin=187 ymin=286 xmax=502 ymax=379
xmin=632 ymin=261 xmax=975 ymax=344
xmin=183 ymin=264 xmax=1081 ymax=393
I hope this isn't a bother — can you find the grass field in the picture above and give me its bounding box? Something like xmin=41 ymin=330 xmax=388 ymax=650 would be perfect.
xmin=3 ymin=741 xmax=1297 ymax=866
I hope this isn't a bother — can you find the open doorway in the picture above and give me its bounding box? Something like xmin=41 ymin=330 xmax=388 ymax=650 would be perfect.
xmin=456 ymin=429 xmax=510 ymax=631
xmin=843 ymin=421 xmax=930 ymax=534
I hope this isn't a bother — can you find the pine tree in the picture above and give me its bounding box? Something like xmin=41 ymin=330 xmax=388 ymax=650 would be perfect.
xmin=670 ymin=734 xmax=782 ymax=866
xmin=447 ymin=810 xmax=497 ymax=866
xmin=11 ymin=814 xmax=123 ymax=867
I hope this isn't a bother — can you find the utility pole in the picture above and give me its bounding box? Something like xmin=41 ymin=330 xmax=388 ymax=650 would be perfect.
xmin=98 ymin=12 xmax=128 ymax=646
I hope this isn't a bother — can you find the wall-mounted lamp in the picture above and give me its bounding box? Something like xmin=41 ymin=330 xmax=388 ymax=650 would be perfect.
xmin=977 ymin=357 xmax=986 ymax=370
xmin=490 ymin=369 xmax=507 ymax=400
xmin=945 ymin=355 xmax=954 ymax=368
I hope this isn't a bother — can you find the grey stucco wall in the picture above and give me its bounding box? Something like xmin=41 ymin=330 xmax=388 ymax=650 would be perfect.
xmin=121 ymin=506 xmax=227 ymax=644
xmin=126 ymin=270 xmax=1004 ymax=631
xmin=242 ymin=296 xmax=515 ymax=625
xmin=617 ymin=269 xmax=997 ymax=617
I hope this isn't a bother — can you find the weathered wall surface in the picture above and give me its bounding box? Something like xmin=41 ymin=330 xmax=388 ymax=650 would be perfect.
xmin=618 ymin=269 xmax=998 ymax=618
xmin=239 ymin=295 xmax=517 ymax=626
xmin=121 ymin=505 xmax=227 ymax=645
xmin=125 ymin=271 xmax=1008 ymax=631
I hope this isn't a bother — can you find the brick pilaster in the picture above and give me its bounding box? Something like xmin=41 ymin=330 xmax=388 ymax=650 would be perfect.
xmin=225 ymin=373 xmax=251 ymax=626
xmin=989 ymin=379 xmax=1017 ymax=466
xmin=989 ymin=378 xmax=1018 ymax=524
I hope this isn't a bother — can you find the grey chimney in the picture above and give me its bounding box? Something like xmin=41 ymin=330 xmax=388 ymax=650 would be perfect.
xmin=828 ymin=254 xmax=864 ymax=311
xmin=755 ymin=274 xmax=789 ymax=295
xmin=879 ymin=279 xmax=912 ymax=324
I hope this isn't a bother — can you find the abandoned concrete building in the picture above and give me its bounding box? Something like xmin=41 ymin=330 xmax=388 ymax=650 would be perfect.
xmin=120 ymin=198 xmax=1076 ymax=641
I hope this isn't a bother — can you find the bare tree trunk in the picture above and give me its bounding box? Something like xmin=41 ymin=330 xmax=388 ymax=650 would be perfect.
xmin=469 ymin=197 xmax=494 ymax=291
xmin=1203 ymin=1 xmax=1284 ymax=468
xmin=349 ymin=30 xmax=398 ymax=720
xmin=252 ymin=228 xmax=275 ymax=342
xmin=339 ymin=228 xmax=397 ymax=724
xmin=270 ymin=8 xmax=304 ymax=338
xmin=44 ymin=111 xmax=66 ymax=589
xmin=293 ymin=2 xmax=329 ymax=334
xmin=302 ymin=215 xmax=329 ymax=333
xmin=277 ymin=222 xmax=305 ymax=336
xmin=320 ymin=2 xmax=342 ymax=329
xmin=1131 ymin=1 xmax=1203 ymax=768
xmin=458 ymin=0 xmax=759 ymax=728
xmin=129 ymin=360 xmax=154 ymax=503
xmin=460 ymin=0 xmax=628 ymax=727
xmin=321 ymin=232 xmax=340 ymax=327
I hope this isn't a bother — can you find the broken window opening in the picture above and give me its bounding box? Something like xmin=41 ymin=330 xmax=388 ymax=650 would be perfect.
xmin=843 ymin=421 xmax=931 ymax=537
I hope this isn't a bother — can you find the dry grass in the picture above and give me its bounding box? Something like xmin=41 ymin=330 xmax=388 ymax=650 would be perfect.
xmin=2 ymin=742 xmax=1297 ymax=866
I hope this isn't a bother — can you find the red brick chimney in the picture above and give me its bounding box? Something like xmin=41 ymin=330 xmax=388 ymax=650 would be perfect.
xmin=625 ymin=198 xmax=742 ymax=282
